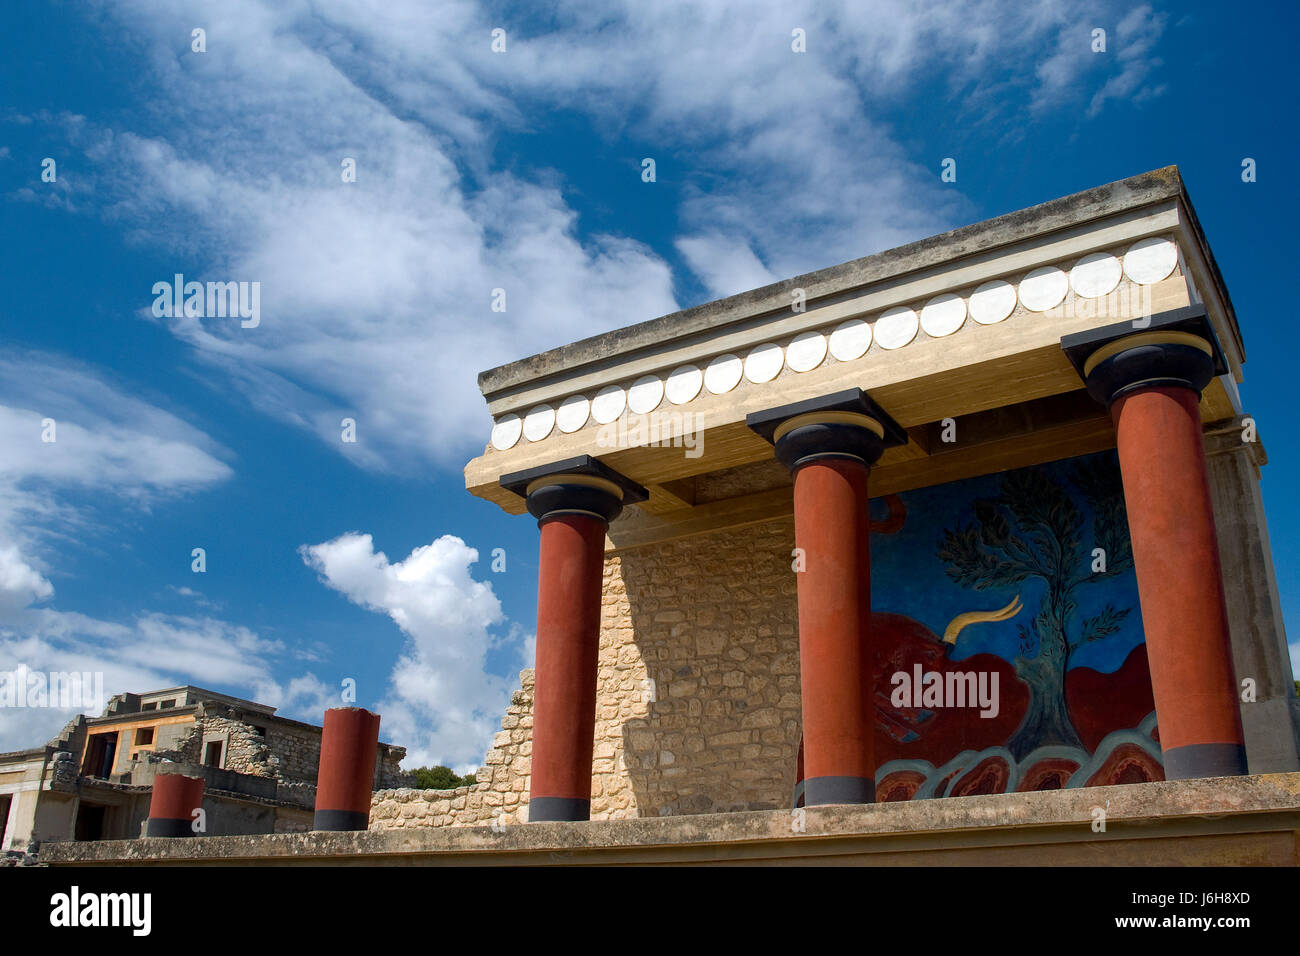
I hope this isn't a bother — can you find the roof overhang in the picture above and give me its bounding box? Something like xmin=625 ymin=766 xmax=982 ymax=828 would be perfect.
xmin=464 ymin=167 xmax=1246 ymax=547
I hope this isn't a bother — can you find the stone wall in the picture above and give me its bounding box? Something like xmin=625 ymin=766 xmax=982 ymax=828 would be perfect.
xmin=370 ymin=671 xmax=535 ymax=829
xmin=370 ymin=516 xmax=802 ymax=827
xmin=201 ymin=714 xmax=276 ymax=777
xmin=608 ymin=517 xmax=800 ymax=816
xmin=264 ymin=721 xmax=321 ymax=784
xmin=147 ymin=706 xmax=411 ymax=799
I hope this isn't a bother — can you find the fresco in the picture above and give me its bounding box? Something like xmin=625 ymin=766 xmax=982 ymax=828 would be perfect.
xmin=796 ymin=449 xmax=1163 ymax=804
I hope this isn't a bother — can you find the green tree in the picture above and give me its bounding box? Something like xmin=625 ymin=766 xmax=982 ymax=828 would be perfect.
xmin=411 ymin=765 xmax=475 ymax=790
xmin=936 ymin=456 xmax=1134 ymax=759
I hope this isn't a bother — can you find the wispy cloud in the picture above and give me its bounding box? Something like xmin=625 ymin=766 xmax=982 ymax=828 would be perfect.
xmin=15 ymin=0 xmax=1168 ymax=473
xmin=301 ymin=532 xmax=517 ymax=772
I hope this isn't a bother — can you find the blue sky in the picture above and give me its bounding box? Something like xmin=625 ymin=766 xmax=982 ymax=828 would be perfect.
xmin=1 ymin=1 xmax=1296 ymax=770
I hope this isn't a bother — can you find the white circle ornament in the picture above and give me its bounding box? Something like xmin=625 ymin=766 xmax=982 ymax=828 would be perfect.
xmin=785 ymin=331 xmax=828 ymax=372
xmin=523 ymin=404 xmax=555 ymax=442
xmin=1070 ymin=252 xmax=1122 ymax=298
xmin=591 ymin=385 xmax=627 ymax=424
xmin=490 ymin=414 xmax=522 ymax=450
xmin=665 ymin=365 xmax=703 ymax=405
xmin=1018 ymin=266 xmax=1069 ymax=312
xmin=704 ymin=354 xmax=744 ymax=394
xmin=828 ymin=318 xmax=872 ymax=360
xmin=920 ymin=293 xmax=967 ymax=337
xmin=744 ymin=343 xmax=784 ymax=383
xmin=556 ymin=395 xmax=590 ymax=433
xmin=874 ymin=306 xmax=919 ymax=350
xmin=628 ymin=375 xmax=665 ymax=414
xmin=969 ymin=279 xmax=1017 ymax=325
xmin=1123 ymin=237 xmax=1178 ymax=285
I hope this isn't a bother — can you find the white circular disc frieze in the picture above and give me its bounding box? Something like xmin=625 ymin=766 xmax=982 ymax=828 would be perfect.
xmin=704 ymin=354 xmax=744 ymax=394
xmin=591 ymin=385 xmax=626 ymax=424
xmin=1070 ymin=252 xmax=1122 ymax=298
xmin=1124 ymin=237 xmax=1178 ymax=285
xmin=828 ymin=318 xmax=871 ymax=360
xmin=744 ymin=343 xmax=784 ymax=383
xmin=665 ymin=366 xmax=707 ymax=403
xmin=969 ymin=279 xmax=1017 ymax=325
xmin=523 ymin=404 xmax=555 ymax=442
xmin=1018 ymin=266 xmax=1069 ymax=312
xmin=556 ymin=395 xmax=590 ymax=433
xmin=875 ymin=306 xmax=919 ymax=350
xmin=490 ymin=414 xmax=522 ymax=451
xmin=920 ymin=293 xmax=967 ymax=337
xmin=665 ymin=365 xmax=703 ymax=405
xmin=785 ymin=331 xmax=827 ymax=372
xmin=628 ymin=375 xmax=665 ymax=414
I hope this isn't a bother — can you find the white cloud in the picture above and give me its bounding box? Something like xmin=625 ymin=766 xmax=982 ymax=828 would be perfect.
xmin=1086 ymin=5 xmax=1168 ymax=118
xmin=0 ymin=610 xmax=328 ymax=752
xmin=0 ymin=355 xmax=326 ymax=752
xmin=27 ymin=0 xmax=1166 ymax=471
xmin=0 ymin=353 xmax=232 ymax=620
xmin=0 ymin=545 xmax=53 ymax=618
xmin=301 ymin=532 xmax=515 ymax=772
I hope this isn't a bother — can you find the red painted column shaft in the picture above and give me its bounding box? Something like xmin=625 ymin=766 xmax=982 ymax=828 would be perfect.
xmin=145 ymin=772 xmax=204 ymax=837
xmin=792 ymin=457 xmax=875 ymax=803
xmin=529 ymin=513 xmax=606 ymax=821
xmin=1112 ymin=385 xmax=1246 ymax=778
xmin=314 ymin=707 xmax=381 ymax=830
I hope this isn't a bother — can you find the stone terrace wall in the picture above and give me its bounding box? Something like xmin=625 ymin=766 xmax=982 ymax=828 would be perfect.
xmin=371 ymin=516 xmax=803 ymax=827
xmin=371 ymin=670 xmax=535 ymax=829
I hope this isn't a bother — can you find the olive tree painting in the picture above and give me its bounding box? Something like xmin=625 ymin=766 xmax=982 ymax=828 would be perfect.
xmin=936 ymin=455 xmax=1134 ymax=761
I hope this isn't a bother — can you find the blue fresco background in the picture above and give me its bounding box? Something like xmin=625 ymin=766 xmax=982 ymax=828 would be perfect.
xmin=870 ymin=449 xmax=1143 ymax=674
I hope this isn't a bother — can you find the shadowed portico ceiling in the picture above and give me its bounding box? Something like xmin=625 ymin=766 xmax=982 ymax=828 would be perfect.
xmin=464 ymin=168 xmax=1245 ymax=543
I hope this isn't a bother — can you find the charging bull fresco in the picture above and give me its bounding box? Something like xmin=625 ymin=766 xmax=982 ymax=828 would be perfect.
xmin=794 ymin=449 xmax=1163 ymax=804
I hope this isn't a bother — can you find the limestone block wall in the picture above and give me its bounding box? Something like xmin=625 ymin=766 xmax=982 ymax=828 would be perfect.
xmin=148 ymin=707 xmax=410 ymax=797
xmin=608 ymin=518 xmax=800 ymax=816
xmin=370 ymin=517 xmax=802 ymax=828
xmin=263 ymin=722 xmax=321 ymax=783
xmin=370 ymin=671 xmax=535 ymax=829
xmin=201 ymin=715 xmax=275 ymax=777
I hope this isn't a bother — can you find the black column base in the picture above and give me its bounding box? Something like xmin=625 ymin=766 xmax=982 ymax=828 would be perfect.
xmin=803 ymin=775 xmax=875 ymax=806
xmin=1162 ymin=742 xmax=1248 ymax=780
xmin=528 ymin=797 xmax=591 ymax=822
xmin=313 ymin=808 xmax=370 ymax=831
xmin=143 ymin=817 xmax=194 ymax=838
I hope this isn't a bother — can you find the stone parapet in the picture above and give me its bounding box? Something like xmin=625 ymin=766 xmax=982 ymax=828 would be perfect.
xmin=38 ymin=772 xmax=1300 ymax=866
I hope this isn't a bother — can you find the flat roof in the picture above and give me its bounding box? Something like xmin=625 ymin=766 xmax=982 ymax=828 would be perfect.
xmin=477 ymin=166 xmax=1241 ymax=401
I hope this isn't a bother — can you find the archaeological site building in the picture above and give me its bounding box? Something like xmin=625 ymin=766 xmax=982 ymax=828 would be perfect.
xmin=42 ymin=167 xmax=1300 ymax=866
xmin=1 ymin=685 xmax=409 ymax=852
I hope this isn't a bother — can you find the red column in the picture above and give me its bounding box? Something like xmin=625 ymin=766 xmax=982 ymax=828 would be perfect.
xmin=792 ymin=458 xmax=875 ymax=804
xmin=145 ymin=771 xmax=205 ymax=837
xmin=747 ymin=391 xmax=904 ymax=806
xmin=314 ymin=707 xmax=381 ymax=830
xmin=1112 ymin=386 xmax=1246 ymax=778
xmin=529 ymin=513 xmax=606 ymax=822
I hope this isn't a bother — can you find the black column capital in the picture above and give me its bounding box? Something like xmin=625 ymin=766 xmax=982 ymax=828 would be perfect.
xmin=1061 ymin=305 xmax=1229 ymax=407
xmin=746 ymin=388 xmax=907 ymax=472
xmin=500 ymin=455 xmax=648 ymax=524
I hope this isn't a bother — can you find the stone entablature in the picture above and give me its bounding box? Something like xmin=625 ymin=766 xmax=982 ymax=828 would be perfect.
xmin=465 ymin=169 xmax=1246 ymax=526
